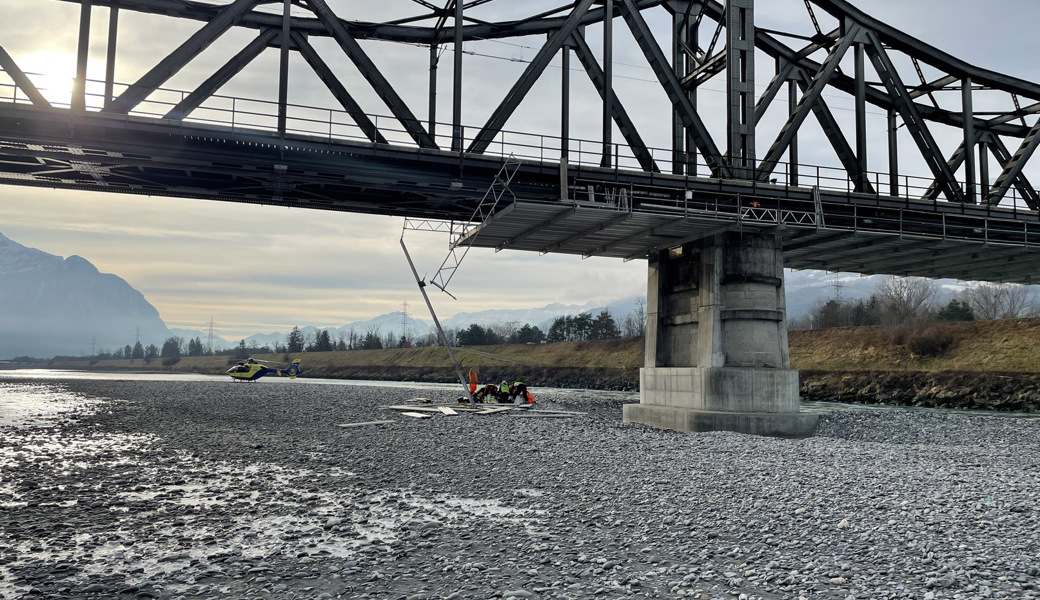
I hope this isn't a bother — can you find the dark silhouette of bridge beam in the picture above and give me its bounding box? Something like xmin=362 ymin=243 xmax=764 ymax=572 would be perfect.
xmin=307 ymin=0 xmax=437 ymax=149
xmin=467 ymin=0 xmax=597 ymax=156
xmin=863 ymin=28 xmax=965 ymax=204
xmin=757 ymin=22 xmax=860 ymax=183
xmin=291 ymin=32 xmax=389 ymax=146
xmin=794 ymin=68 xmax=874 ymax=195
xmin=569 ymin=32 xmax=660 ymax=174
xmin=163 ymin=29 xmax=278 ymax=122
xmin=0 ymin=47 xmax=50 ymax=108
xmin=985 ymin=133 xmax=1040 ymax=209
xmin=988 ymin=118 xmax=1040 ymax=209
xmin=618 ymin=0 xmax=727 ymax=178
xmin=106 ymin=0 xmax=260 ymax=115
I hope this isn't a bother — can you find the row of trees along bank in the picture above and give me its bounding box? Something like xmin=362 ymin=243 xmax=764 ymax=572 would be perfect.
xmin=70 ymin=278 xmax=1037 ymax=363
xmin=790 ymin=276 xmax=1037 ymax=357
xmin=81 ymin=301 xmax=648 ymax=362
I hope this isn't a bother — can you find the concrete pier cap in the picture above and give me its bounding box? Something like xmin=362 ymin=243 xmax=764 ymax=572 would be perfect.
xmin=623 ymin=232 xmax=819 ymax=438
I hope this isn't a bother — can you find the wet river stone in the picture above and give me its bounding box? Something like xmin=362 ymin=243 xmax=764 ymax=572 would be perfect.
xmin=1 ymin=378 xmax=1039 ymax=599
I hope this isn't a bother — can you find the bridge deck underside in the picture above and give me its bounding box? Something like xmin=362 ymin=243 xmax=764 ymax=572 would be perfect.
xmin=460 ymin=201 xmax=1040 ymax=284
xmin=0 ymin=106 xmax=1038 ymax=285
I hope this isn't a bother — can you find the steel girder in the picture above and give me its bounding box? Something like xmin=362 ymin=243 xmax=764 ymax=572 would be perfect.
xmin=291 ymin=31 xmax=388 ymax=146
xmin=617 ymin=0 xmax=726 ymax=178
xmin=3 ymin=1 xmax=1040 ymax=216
xmin=756 ymin=21 xmax=861 ymax=182
xmin=105 ymin=0 xmax=262 ymax=115
xmin=466 ymin=0 xmax=597 ymax=155
xmin=0 ymin=47 xmax=51 ymax=108
xmin=163 ymin=29 xmax=278 ymax=121
xmin=568 ymin=32 xmax=660 ymax=174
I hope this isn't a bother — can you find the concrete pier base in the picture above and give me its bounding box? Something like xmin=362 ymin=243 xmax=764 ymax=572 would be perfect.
xmin=623 ymin=232 xmax=818 ymax=437
xmin=623 ymin=367 xmax=818 ymax=437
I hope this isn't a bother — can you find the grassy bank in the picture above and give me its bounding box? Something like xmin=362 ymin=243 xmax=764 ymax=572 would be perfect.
xmin=789 ymin=317 xmax=1040 ymax=372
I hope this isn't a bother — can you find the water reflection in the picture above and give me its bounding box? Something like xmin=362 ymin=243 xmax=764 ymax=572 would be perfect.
xmin=0 ymin=383 xmax=101 ymax=427
xmin=1 ymin=370 xmax=1038 ymax=426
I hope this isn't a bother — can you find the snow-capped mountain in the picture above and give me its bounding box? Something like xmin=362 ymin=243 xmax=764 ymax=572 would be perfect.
xmin=0 ymin=232 xmax=174 ymax=359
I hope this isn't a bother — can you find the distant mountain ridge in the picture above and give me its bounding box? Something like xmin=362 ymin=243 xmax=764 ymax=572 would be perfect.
xmin=0 ymin=232 xmax=174 ymax=359
xmin=8 ymin=231 xmax=1029 ymax=359
xmin=239 ymin=296 xmax=645 ymax=348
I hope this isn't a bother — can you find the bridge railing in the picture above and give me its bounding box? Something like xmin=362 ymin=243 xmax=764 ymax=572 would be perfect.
xmin=0 ymin=71 xmax=1033 ymax=217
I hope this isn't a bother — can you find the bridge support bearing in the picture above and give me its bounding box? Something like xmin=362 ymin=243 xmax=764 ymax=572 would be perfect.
xmin=623 ymin=232 xmax=818 ymax=438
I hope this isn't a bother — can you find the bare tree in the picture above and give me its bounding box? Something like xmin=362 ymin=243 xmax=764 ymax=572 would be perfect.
xmin=621 ymin=298 xmax=647 ymax=338
xmin=963 ymin=283 xmax=1031 ymax=320
xmin=874 ymin=276 xmax=937 ymax=324
xmin=490 ymin=320 xmax=520 ymax=343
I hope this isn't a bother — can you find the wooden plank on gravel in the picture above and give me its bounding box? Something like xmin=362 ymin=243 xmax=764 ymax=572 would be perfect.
xmin=337 ymin=420 xmax=396 ymax=428
xmin=382 ymin=405 xmax=444 ymax=413
xmin=438 ymin=406 xmax=458 ymax=415
xmin=400 ymin=412 xmax=433 ymax=419
xmin=475 ymin=406 xmax=514 ymax=415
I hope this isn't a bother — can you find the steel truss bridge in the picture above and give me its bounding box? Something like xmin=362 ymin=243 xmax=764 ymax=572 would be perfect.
xmin=1 ymin=0 xmax=1039 ymax=283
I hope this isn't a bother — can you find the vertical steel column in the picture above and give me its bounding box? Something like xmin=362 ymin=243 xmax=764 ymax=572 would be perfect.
xmin=561 ymin=45 xmax=570 ymax=160
xmin=671 ymin=7 xmax=685 ymax=175
xmin=104 ymin=6 xmax=118 ymax=108
xmin=888 ymin=109 xmax=900 ymax=197
xmin=601 ymin=0 xmax=614 ymax=168
xmin=855 ymin=42 xmax=868 ymax=192
xmin=671 ymin=4 xmax=697 ymax=176
xmin=687 ymin=15 xmax=698 ymax=176
xmin=73 ymin=0 xmax=92 ymax=111
xmin=429 ymin=42 xmax=439 ymax=140
xmin=451 ymin=0 xmax=463 ymax=152
xmin=788 ymin=78 xmax=799 ymax=187
xmin=962 ymin=77 xmax=977 ymax=203
xmin=277 ymin=0 xmax=291 ymax=137
xmin=979 ymin=140 xmax=990 ymax=199
xmin=561 ymin=44 xmax=571 ymax=200
xmin=726 ymin=0 xmax=755 ymax=178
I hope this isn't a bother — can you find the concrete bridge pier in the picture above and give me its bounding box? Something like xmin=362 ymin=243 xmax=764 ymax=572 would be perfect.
xmin=623 ymin=232 xmax=819 ymax=437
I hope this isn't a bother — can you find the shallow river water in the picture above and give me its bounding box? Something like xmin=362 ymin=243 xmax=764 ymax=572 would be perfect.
xmin=3 ymin=369 xmax=1038 ymax=429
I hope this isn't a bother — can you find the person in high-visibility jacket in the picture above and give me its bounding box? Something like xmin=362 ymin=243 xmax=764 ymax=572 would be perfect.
xmin=496 ymin=381 xmax=512 ymax=403
xmin=473 ymin=383 xmax=498 ymax=403
xmin=506 ymin=381 xmax=534 ymax=404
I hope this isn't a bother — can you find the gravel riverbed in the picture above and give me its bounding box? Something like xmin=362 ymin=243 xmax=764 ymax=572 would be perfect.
xmin=1 ymin=378 xmax=1039 ymax=600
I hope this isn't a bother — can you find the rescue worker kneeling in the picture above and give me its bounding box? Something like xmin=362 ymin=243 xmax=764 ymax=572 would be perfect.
xmin=473 ymin=383 xmax=498 ymax=403
xmin=501 ymin=380 xmax=534 ymax=404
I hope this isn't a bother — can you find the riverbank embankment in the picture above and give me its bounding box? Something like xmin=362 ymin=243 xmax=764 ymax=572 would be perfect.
xmin=7 ymin=318 xmax=1040 ymax=411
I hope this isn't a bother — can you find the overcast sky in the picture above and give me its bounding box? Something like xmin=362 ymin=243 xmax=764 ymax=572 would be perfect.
xmin=0 ymin=0 xmax=1037 ymax=340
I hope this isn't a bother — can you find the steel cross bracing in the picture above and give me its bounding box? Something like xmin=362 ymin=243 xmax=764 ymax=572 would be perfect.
xmin=1 ymin=0 xmax=1040 ymax=283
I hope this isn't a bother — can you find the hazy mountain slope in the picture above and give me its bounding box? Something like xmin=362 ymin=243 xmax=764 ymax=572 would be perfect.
xmin=0 ymin=233 xmax=172 ymax=358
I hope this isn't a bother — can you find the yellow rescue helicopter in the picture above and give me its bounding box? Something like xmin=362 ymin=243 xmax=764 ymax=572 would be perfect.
xmin=227 ymin=358 xmax=301 ymax=381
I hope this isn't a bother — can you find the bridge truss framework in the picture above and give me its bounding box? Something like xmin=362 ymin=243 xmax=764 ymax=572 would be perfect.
xmin=0 ymin=0 xmax=1038 ymax=284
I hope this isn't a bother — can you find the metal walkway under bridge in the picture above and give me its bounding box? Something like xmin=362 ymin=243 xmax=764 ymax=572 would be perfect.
xmin=1 ymin=0 xmax=1039 ymax=283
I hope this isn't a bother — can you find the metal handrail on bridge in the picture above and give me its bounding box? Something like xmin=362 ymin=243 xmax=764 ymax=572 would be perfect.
xmin=0 ymin=71 xmax=1034 ymax=218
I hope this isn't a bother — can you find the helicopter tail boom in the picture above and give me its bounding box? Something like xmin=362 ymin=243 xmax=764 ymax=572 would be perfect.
xmin=280 ymin=359 xmax=302 ymax=379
